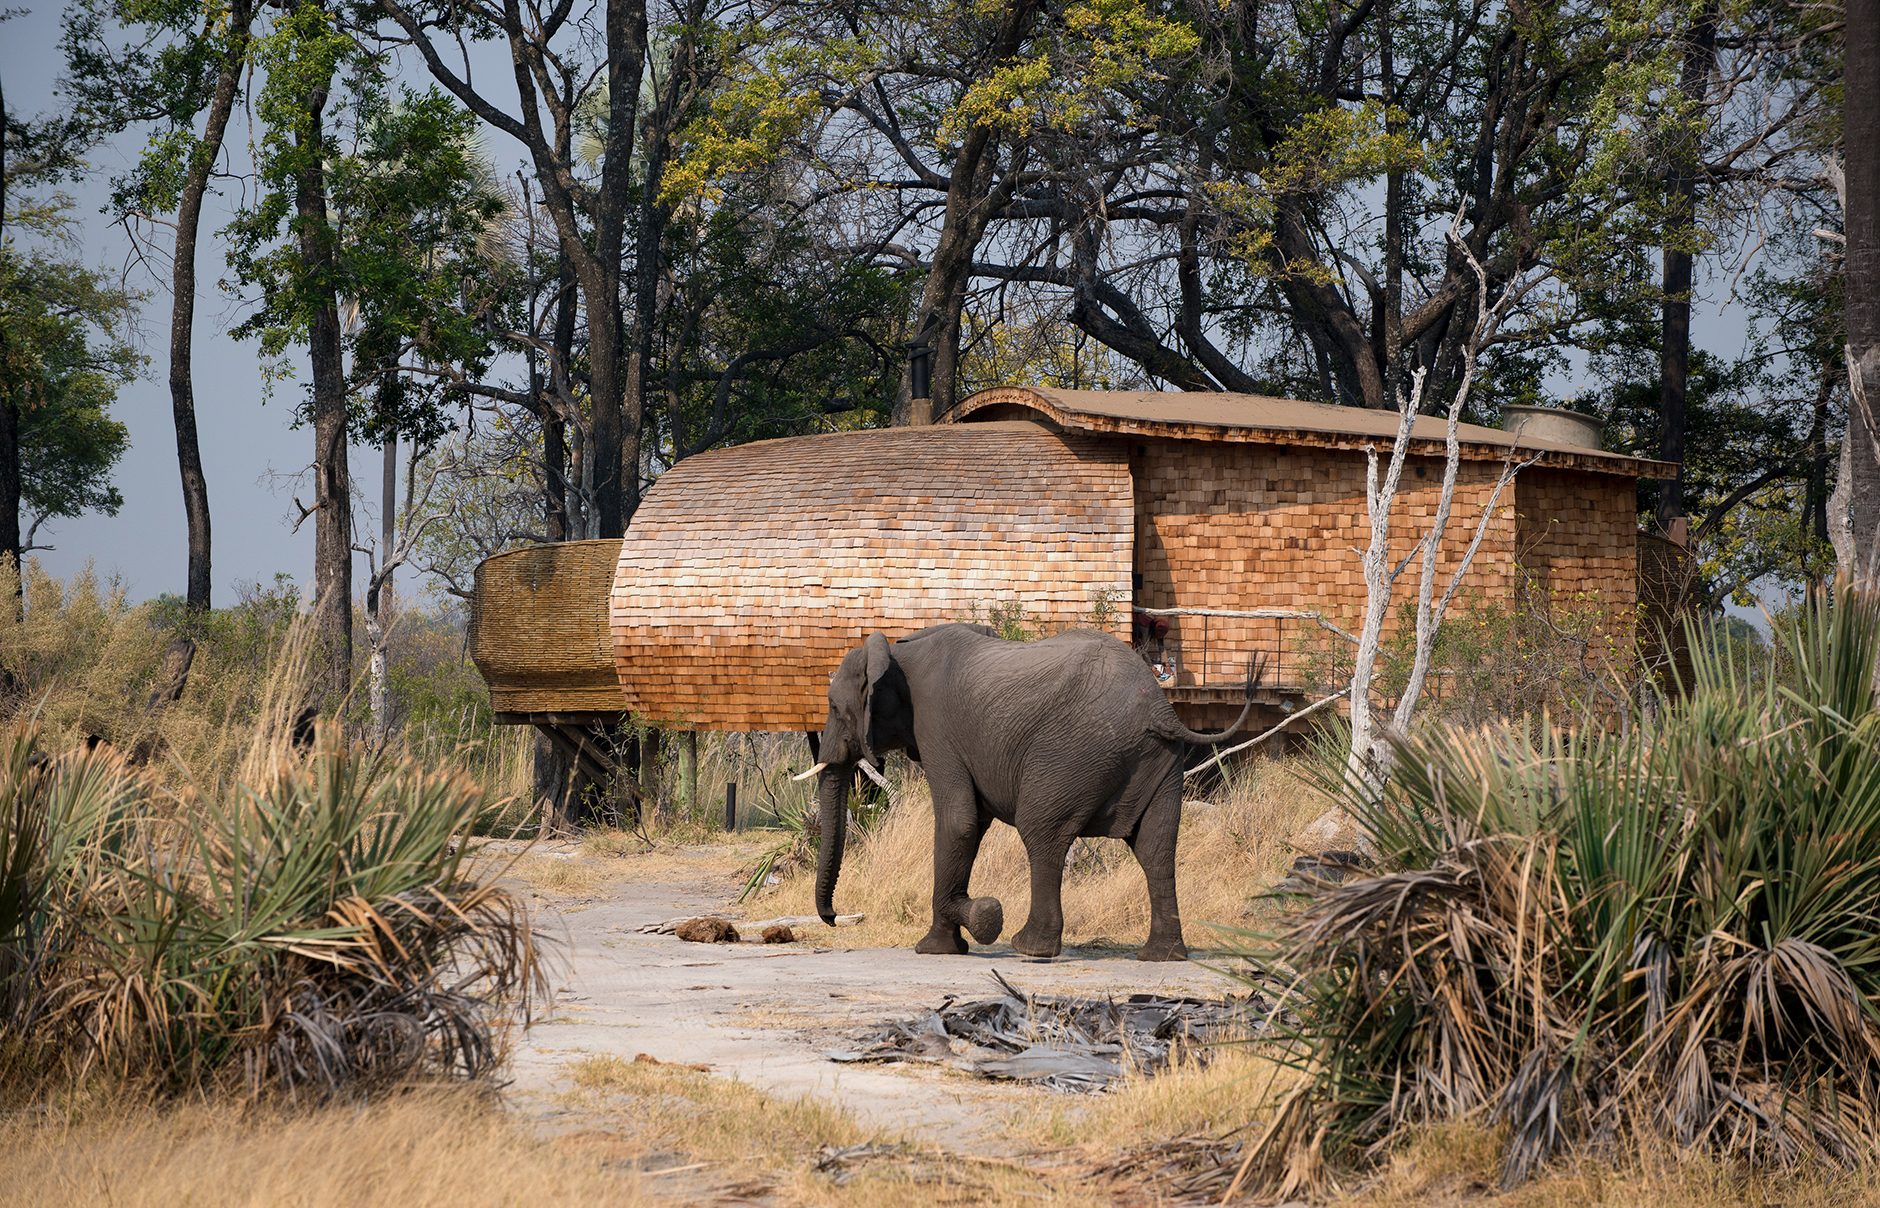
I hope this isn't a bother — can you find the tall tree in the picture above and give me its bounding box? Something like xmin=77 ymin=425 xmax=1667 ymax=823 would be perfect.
xmin=1 ymin=52 xmax=129 ymax=576
xmin=1655 ymin=2 xmax=1720 ymax=534
xmin=62 ymin=0 xmax=257 ymax=611
xmin=374 ymin=0 xmax=647 ymax=535
xmin=0 ymin=203 xmax=140 ymax=568
xmin=1840 ymin=0 xmax=1880 ymax=582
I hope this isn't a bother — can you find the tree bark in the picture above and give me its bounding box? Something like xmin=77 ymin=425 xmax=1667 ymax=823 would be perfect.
xmin=590 ymin=0 xmax=648 ymax=538
xmin=297 ymin=75 xmax=352 ymax=705
xmin=1656 ymin=3 xmax=1718 ymax=533
xmin=0 ymin=395 xmax=18 ymax=580
xmin=169 ymin=0 xmax=253 ymax=613
xmin=0 ymin=72 xmax=16 ymax=591
xmin=1840 ymin=0 xmax=1880 ymax=583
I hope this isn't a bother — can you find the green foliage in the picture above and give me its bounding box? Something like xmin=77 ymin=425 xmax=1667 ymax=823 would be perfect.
xmin=1242 ymin=581 xmax=1880 ymax=1191
xmin=59 ymin=0 xmax=255 ymax=217
xmin=0 ymin=200 xmax=140 ymax=538
xmin=224 ymin=19 xmax=503 ymax=444
xmin=941 ymin=0 xmax=1198 ymax=141
xmin=964 ymin=598 xmax=1038 ymax=642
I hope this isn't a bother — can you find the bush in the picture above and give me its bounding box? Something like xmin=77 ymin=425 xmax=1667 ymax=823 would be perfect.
xmin=1295 ymin=575 xmax=1636 ymax=730
xmin=1244 ymin=580 xmax=1880 ymax=1194
xmin=0 ymin=719 xmax=543 ymax=1101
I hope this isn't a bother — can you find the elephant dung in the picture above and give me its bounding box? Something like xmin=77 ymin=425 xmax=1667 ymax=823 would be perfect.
xmin=760 ymin=924 xmax=796 ymax=944
xmin=674 ymin=916 xmax=741 ymax=944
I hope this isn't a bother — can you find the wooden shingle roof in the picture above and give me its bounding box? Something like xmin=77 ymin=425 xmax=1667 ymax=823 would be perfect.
xmin=609 ymin=424 xmax=1132 ymax=731
xmin=950 ymin=387 xmax=1678 ymax=479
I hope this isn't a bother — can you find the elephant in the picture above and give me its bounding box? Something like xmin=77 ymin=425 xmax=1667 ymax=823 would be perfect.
xmin=798 ymin=623 xmax=1259 ymax=961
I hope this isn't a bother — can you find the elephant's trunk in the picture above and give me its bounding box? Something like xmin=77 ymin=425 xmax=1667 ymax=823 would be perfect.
xmin=813 ymin=763 xmax=853 ymax=926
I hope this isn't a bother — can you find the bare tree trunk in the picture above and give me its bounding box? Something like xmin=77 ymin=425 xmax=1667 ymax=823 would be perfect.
xmin=1656 ymin=3 xmax=1718 ymax=533
xmin=0 ymin=394 xmax=18 ymax=579
xmin=170 ymin=0 xmax=253 ymax=614
xmin=1839 ymin=0 xmax=1880 ymax=583
xmin=590 ymin=0 xmax=649 ymax=539
xmin=297 ymin=76 xmax=351 ymax=707
xmin=0 ymin=72 xmax=12 ymax=601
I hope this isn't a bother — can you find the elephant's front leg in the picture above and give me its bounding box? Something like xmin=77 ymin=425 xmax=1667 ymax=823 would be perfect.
xmin=916 ymin=787 xmax=1003 ymax=955
xmin=1011 ymin=831 xmax=1074 ymax=958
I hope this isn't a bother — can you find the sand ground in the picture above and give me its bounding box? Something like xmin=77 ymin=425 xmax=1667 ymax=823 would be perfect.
xmin=498 ymin=839 xmax=1248 ymax=1151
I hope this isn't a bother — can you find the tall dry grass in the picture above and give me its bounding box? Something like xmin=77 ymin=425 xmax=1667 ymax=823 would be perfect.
xmin=0 ymin=1089 xmax=651 ymax=1208
xmin=743 ymin=755 xmax=1324 ymax=952
xmin=0 ymin=559 xmax=533 ymax=811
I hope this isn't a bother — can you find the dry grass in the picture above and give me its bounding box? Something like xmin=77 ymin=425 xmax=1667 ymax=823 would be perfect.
xmin=1022 ymin=1044 xmax=1301 ymax=1151
xmin=0 ymin=559 xmax=535 ymax=812
xmin=508 ymin=853 xmax=616 ymax=899
xmin=570 ymin=1053 xmax=866 ymax=1163
xmin=567 ymin=1055 xmax=1088 ymax=1206
xmin=744 ymin=755 xmax=1324 ymax=953
xmin=0 ymin=1089 xmax=652 ymax=1208
xmin=1354 ymin=1122 xmax=1871 ymax=1207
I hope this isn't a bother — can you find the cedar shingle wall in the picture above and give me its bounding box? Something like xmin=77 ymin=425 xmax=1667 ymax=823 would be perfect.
xmin=1131 ymin=439 xmax=1519 ymax=697
xmin=1514 ymin=469 xmax=1639 ymax=649
xmin=469 ymin=539 xmax=626 ymax=713
xmin=610 ymin=428 xmax=1133 ymax=731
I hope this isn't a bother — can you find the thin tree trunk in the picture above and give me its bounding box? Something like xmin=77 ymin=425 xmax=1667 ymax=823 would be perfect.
xmin=1656 ymin=3 xmax=1718 ymax=533
xmin=0 ymin=70 xmax=16 ymax=589
xmin=170 ymin=0 xmax=253 ymax=614
xmin=1840 ymin=0 xmax=1880 ymax=583
xmin=297 ymin=74 xmax=352 ymax=707
xmin=590 ymin=0 xmax=649 ymax=539
xmin=382 ymin=431 xmax=395 ymax=600
xmin=0 ymin=395 xmax=18 ymax=579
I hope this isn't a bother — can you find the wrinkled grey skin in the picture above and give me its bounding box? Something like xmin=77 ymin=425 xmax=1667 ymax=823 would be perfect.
xmin=812 ymin=623 xmax=1257 ymax=962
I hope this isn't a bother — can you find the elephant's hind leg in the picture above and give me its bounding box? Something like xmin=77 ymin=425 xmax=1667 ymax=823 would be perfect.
xmin=1128 ymin=784 xmax=1188 ymax=962
xmin=916 ymin=800 xmax=1001 ymax=955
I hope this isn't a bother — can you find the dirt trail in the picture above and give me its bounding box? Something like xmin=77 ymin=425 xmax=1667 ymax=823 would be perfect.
xmin=500 ymin=841 xmax=1247 ymax=1150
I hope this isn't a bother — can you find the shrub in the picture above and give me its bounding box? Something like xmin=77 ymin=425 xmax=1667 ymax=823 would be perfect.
xmin=0 ymin=719 xmax=543 ymax=1100
xmin=1243 ymin=580 xmax=1880 ymax=1194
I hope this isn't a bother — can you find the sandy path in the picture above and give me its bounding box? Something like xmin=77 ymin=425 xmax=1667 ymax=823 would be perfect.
xmin=499 ymin=841 xmax=1247 ymax=1149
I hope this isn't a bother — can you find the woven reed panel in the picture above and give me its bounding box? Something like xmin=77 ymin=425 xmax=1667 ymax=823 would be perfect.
xmin=470 ymin=539 xmax=627 ymax=714
xmin=1514 ymin=470 xmax=1639 ymax=655
xmin=1131 ymin=439 xmax=1518 ymax=694
xmin=611 ymin=428 xmax=1133 ymax=731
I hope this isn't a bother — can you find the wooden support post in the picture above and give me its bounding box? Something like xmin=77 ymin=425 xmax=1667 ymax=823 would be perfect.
xmin=682 ymin=730 xmax=699 ymax=812
xmin=641 ymin=729 xmax=660 ymax=814
xmin=725 ymin=782 xmax=737 ymax=832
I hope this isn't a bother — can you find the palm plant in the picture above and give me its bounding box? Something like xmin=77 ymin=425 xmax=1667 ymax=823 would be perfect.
xmin=1241 ymin=581 xmax=1880 ymax=1194
xmin=1 ymin=722 xmax=544 ymax=1098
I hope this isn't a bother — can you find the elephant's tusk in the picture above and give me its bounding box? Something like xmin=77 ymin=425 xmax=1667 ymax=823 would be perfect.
xmin=858 ymin=760 xmax=891 ymax=789
xmin=791 ymin=762 xmax=829 ymax=782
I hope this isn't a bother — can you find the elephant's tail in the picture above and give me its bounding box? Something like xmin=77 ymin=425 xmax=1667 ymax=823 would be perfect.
xmin=1152 ymin=653 xmax=1267 ymax=746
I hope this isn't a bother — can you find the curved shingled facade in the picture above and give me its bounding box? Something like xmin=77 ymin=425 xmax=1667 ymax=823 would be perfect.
xmin=609 ymin=424 xmax=1133 ymax=731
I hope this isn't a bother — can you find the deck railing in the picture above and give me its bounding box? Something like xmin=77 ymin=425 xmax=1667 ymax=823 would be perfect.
xmin=1132 ymin=606 xmax=1358 ymax=694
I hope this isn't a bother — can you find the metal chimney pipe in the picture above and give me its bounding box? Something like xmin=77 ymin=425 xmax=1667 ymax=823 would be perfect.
xmin=907 ymin=340 xmax=934 ymax=426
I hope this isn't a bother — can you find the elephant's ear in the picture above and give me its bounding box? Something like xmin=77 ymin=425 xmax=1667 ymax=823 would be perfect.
xmin=860 ymin=632 xmax=894 ymax=763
